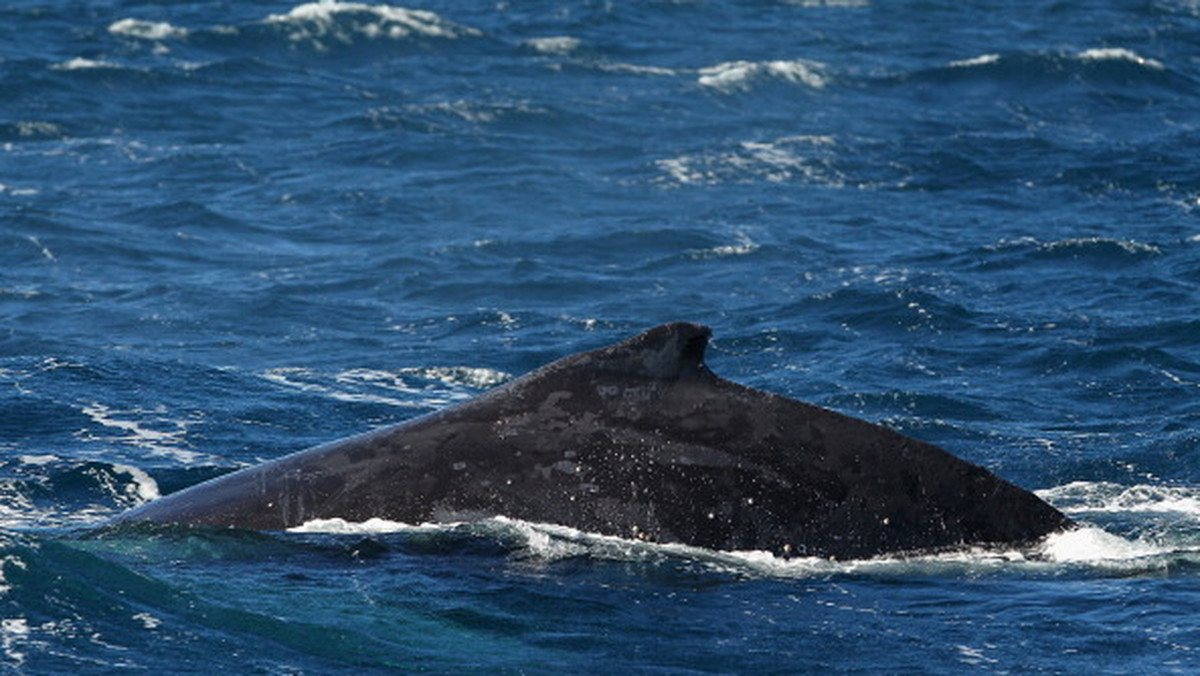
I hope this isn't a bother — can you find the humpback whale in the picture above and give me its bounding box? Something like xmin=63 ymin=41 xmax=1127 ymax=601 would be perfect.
xmin=113 ymin=323 xmax=1071 ymax=559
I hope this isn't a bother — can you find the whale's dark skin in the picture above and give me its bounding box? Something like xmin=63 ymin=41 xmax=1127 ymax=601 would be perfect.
xmin=113 ymin=322 xmax=1072 ymax=559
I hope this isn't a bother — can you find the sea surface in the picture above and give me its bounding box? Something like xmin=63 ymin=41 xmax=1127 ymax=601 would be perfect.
xmin=3 ymin=0 xmax=1200 ymax=673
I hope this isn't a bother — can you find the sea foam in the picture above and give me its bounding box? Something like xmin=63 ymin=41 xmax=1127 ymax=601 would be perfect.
xmin=698 ymin=59 xmax=828 ymax=91
xmin=265 ymin=2 xmax=480 ymax=45
xmin=108 ymin=18 xmax=190 ymax=40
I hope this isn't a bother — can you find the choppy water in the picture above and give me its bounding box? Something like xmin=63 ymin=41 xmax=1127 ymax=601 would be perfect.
xmin=3 ymin=0 xmax=1200 ymax=673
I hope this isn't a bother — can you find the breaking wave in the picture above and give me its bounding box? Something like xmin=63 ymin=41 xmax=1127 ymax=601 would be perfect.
xmin=105 ymin=1 xmax=482 ymax=57
xmin=907 ymin=47 xmax=1190 ymax=95
xmin=698 ymin=59 xmax=828 ymax=91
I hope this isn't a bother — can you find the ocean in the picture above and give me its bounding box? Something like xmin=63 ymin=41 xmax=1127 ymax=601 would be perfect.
xmin=3 ymin=0 xmax=1200 ymax=672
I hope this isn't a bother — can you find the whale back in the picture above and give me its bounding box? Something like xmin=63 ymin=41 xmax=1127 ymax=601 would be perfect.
xmin=114 ymin=323 xmax=1071 ymax=559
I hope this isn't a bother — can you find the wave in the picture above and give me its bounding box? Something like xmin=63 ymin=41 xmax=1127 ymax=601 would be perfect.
xmin=1071 ymin=47 xmax=1163 ymax=69
xmin=263 ymin=2 xmax=481 ymax=46
xmin=783 ymin=0 xmax=871 ymax=6
xmin=945 ymin=47 xmax=1167 ymax=78
xmin=49 ymin=57 xmax=122 ymax=72
xmin=287 ymin=482 xmax=1200 ymax=577
xmin=976 ymin=236 xmax=1163 ymax=269
xmin=104 ymin=2 xmax=483 ymax=59
xmin=1041 ymin=481 xmax=1200 ymax=518
xmin=0 ymin=459 xmax=160 ymax=529
xmin=259 ymin=364 xmax=510 ymax=408
xmin=911 ymin=235 xmax=1168 ymax=279
xmin=522 ymin=36 xmax=583 ymax=56
xmin=108 ymin=18 xmax=192 ymax=41
xmin=906 ymin=47 xmax=1194 ymax=97
xmin=654 ymin=135 xmax=842 ymax=187
xmin=779 ymin=283 xmax=979 ymax=339
xmin=698 ymin=58 xmax=828 ymax=92
xmin=77 ymin=402 xmax=207 ymax=464
xmin=948 ymin=48 xmax=1163 ymax=73
xmin=0 ymin=530 xmax=414 ymax=672
xmin=1036 ymin=482 xmax=1200 ymax=567
xmin=0 ymin=120 xmax=67 ymax=143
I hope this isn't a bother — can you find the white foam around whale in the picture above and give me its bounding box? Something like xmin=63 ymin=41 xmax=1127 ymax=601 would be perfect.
xmin=290 ymin=480 xmax=1200 ymax=578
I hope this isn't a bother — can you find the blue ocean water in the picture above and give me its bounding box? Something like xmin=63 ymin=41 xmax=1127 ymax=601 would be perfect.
xmin=3 ymin=0 xmax=1200 ymax=672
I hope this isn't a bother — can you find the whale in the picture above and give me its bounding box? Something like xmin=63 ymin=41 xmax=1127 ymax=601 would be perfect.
xmin=112 ymin=322 xmax=1072 ymax=559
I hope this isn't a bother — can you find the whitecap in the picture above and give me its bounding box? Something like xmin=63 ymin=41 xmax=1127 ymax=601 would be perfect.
xmin=132 ymin=612 xmax=162 ymax=630
xmin=408 ymin=100 xmax=498 ymax=124
xmin=0 ymin=617 xmax=32 ymax=669
xmin=784 ymin=0 xmax=870 ymax=6
xmin=524 ymin=36 xmax=581 ymax=55
xmin=0 ymin=554 xmax=25 ymax=597
xmin=990 ymin=235 xmax=1161 ymax=257
xmin=110 ymin=464 xmax=161 ymax=505
xmin=698 ymin=59 xmax=827 ymax=91
xmin=0 ymin=483 xmax=38 ymax=531
xmin=50 ymin=57 xmax=121 ymax=71
xmin=654 ymin=157 xmax=714 ymax=185
xmin=262 ymin=367 xmax=434 ymax=408
xmin=108 ymin=18 xmax=190 ymax=41
xmin=0 ymin=184 xmax=40 ymax=198
xmin=262 ymin=364 xmax=509 ymax=409
xmin=690 ymin=232 xmax=761 ymax=259
xmin=948 ymin=53 xmax=1001 ymax=68
xmin=596 ymin=62 xmax=678 ymax=76
xmin=1076 ymin=47 xmax=1164 ymax=70
xmin=76 ymin=403 xmax=205 ymax=464
xmin=265 ymin=2 xmax=480 ymax=47
xmin=399 ymin=365 xmax=510 ymax=390
xmin=63 ymin=462 xmax=163 ymax=513
xmin=1040 ymin=526 xmax=1162 ymax=563
xmin=1062 ymin=236 xmax=1160 ymax=255
xmin=1039 ymin=480 xmax=1200 ymax=517
xmin=654 ymin=135 xmax=842 ymax=187
xmin=6 ymin=121 xmax=65 ymax=139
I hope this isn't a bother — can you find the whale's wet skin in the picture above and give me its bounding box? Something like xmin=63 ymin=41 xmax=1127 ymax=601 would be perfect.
xmin=115 ymin=323 xmax=1071 ymax=559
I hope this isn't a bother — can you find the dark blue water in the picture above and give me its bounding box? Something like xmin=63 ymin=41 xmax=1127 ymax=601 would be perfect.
xmin=4 ymin=0 xmax=1200 ymax=672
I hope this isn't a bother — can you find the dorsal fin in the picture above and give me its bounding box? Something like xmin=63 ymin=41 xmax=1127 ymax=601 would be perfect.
xmin=592 ymin=322 xmax=712 ymax=379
